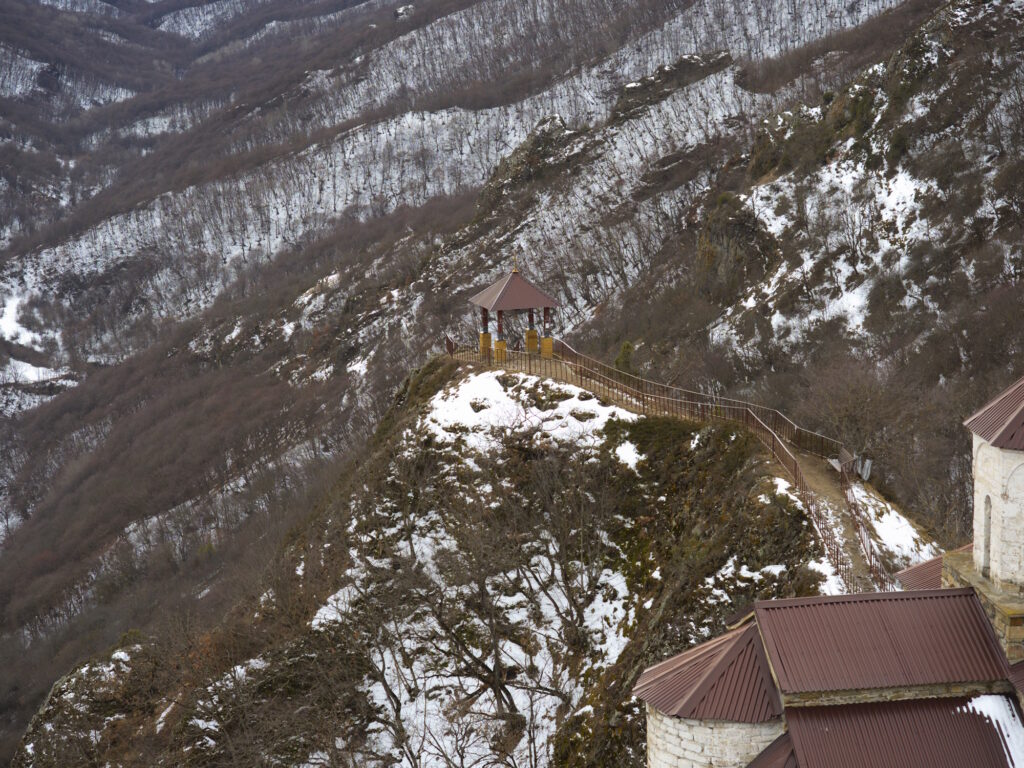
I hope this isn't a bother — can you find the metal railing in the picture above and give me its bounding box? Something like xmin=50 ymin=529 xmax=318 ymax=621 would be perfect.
xmin=839 ymin=463 xmax=901 ymax=592
xmin=444 ymin=336 xmax=885 ymax=592
xmin=551 ymin=338 xmax=844 ymax=459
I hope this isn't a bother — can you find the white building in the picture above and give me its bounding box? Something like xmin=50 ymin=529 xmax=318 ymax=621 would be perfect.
xmin=964 ymin=376 xmax=1024 ymax=591
xmin=636 ymin=374 xmax=1024 ymax=768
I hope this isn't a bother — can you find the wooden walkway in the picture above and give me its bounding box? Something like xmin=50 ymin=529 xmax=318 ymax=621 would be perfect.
xmin=447 ymin=340 xmax=895 ymax=593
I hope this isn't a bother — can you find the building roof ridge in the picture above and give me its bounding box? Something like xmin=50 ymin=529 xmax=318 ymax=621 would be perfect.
xmin=753 ymin=587 xmax=974 ymax=610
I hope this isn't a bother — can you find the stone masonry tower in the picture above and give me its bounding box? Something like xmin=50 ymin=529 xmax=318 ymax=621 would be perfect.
xmin=945 ymin=375 xmax=1024 ymax=660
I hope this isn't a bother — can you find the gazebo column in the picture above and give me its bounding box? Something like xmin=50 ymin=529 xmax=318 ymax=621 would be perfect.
xmin=541 ymin=306 xmax=554 ymax=359
xmin=495 ymin=310 xmax=507 ymax=364
xmin=479 ymin=308 xmax=491 ymax=359
xmin=525 ymin=309 xmax=539 ymax=354
xmin=468 ymin=271 xmax=558 ymax=365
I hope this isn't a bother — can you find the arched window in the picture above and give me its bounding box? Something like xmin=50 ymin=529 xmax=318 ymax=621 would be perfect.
xmin=981 ymin=496 xmax=992 ymax=578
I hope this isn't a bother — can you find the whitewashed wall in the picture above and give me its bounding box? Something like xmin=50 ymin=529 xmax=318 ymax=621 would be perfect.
xmin=973 ymin=433 xmax=1024 ymax=590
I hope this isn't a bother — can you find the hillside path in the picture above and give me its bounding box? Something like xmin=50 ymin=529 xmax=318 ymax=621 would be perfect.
xmin=793 ymin=450 xmax=876 ymax=591
xmin=448 ymin=344 xmax=883 ymax=592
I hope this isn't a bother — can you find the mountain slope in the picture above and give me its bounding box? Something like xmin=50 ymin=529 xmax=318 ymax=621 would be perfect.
xmin=594 ymin=0 xmax=1024 ymax=542
xmin=11 ymin=362 xmax=829 ymax=766
xmin=0 ymin=0 xmax=1008 ymax=760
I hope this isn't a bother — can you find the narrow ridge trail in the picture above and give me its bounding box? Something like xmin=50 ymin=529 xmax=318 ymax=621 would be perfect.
xmin=793 ymin=449 xmax=876 ymax=591
xmin=447 ymin=341 xmax=883 ymax=592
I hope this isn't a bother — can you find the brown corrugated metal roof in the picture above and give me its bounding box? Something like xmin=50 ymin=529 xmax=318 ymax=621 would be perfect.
xmin=898 ymin=544 xmax=972 ymax=591
xmin=754 ymin=589 xmax=1009 ymax=695
xmin=1010 ymin=660 xmax=1024 ymax=699
xmin=747 ymin=733 xmax=798 ymax=768
xmin=468 ymin=271 xmax=559 ymax=312
xmin=786 ymin=697 xmax=1022 ymax=768
xmin=633 ymin=622 xmax=783 ymax=722
xmin=897 ymin=553 xmax=944 ymax=590
xmin=965 ymin=375 xmax=1024 ymax=450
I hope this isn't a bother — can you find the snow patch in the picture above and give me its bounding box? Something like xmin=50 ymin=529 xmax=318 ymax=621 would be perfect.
xmin=422 ymin=371 xmax=636 ymax=454
xmin=346 ymin=357 xmax=369 ymax=377
xmin=851 ymin=483 xmax=939 ymax=569
xmin=615 ymin=441 xmax=643 ymax=470
xmin=311 ymin=585 xmax=357 ymax=630
xmin=960 ymin=695 xmax=1024 ymax=767
xmin=155 ymin=702 xmax=175 ymax=733
xmin=0 ymin=293 xmax=41 ymax=348
xmin=808 ymin=557 xmax=845 ymax=595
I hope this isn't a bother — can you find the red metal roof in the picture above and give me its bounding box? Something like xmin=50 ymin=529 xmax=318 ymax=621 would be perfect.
xmin=785 ymin=697 xmax=1023 ymax=768
xmin=468 ymin=271 xmax=559 ymax=312
xmin=754 ymin=589 xmax=1009 ymax=694
xmin=965 ymin=375 xmax=1024 ymax=450
xmin=897 ymin=553 xmax=944 ymax=590
xmin=632 ymin=622 xmax=783 ymax=723
xmin=747 ymin=733 xmax=798 ymax=768
xmin=898 ymin=544 xmax=972 ymax=591
xmin=1010 ymin=660 xmax=1024 ymax=699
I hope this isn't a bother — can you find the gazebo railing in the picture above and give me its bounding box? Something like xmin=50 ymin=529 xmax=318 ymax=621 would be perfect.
xmin=443 ymin=334 xmax=899 ymax=593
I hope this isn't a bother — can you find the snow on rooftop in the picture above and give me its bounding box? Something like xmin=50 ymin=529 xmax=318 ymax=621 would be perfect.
xmin=961 ymin=694 xmax=1024 ymax=767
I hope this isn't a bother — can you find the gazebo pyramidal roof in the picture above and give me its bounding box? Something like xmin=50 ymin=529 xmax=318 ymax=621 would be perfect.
xmin=468 ymin=270 xmax=558 ymax=313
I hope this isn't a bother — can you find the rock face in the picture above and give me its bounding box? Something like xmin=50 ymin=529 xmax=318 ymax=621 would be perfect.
xmin=645 ymin=704 xmax=784 ymax=768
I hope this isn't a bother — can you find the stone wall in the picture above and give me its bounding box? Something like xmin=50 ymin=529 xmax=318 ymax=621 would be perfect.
xmin=645 ymin=703 xmax=784 ymax=768
xmin=944 ymin=549 xmax=1024 ymax=663
xmin=972 ymin=434 xmax=1024 ymax=591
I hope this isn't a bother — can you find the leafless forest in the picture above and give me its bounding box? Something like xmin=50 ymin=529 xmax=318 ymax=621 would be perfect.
xmin=1 ymin=0 xmax=1022 ymax=762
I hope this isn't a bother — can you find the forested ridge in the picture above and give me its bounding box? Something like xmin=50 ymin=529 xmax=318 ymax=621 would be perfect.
xmin=0 ymin=0 xmax=1018 ymax=761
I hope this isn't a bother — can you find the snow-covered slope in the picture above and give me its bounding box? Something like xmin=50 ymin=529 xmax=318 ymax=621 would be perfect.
xmin=0 ymin=0 xmax=925 ymax=389
xmin=1 ymin=0 xmax=1005 ymax=761
xmin=649 ymin=0 xmax=1024 ymax=541
xmin=11 ymin=365 xmax=833 ymax=766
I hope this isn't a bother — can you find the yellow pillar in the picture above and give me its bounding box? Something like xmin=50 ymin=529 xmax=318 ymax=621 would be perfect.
xmin=494 ymin=339 xmax=507 ymax=364
xmin=525 ymin=328 xmax=539 ymax=354
xmin=540 ymin=337 xmax=553 ymax=358
xmin=479 ymin=332 xmax=492 ymax=359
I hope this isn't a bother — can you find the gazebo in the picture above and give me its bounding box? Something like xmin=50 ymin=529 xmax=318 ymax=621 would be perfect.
xmin=468 ymin=269 xmax=558 ymax=362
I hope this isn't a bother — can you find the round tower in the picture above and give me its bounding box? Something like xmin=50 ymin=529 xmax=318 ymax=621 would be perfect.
xmin=964 ymin=376 xmax=1024 ymax=590
xmin=946 ymin=374 xmax=1024 ymax=661
xmin=633 ymin=622 xmax=785 ymax=768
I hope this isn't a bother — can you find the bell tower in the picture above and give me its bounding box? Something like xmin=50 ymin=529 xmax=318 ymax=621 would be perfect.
xmin=944 ymin=375 xmax=1024 ymax=660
